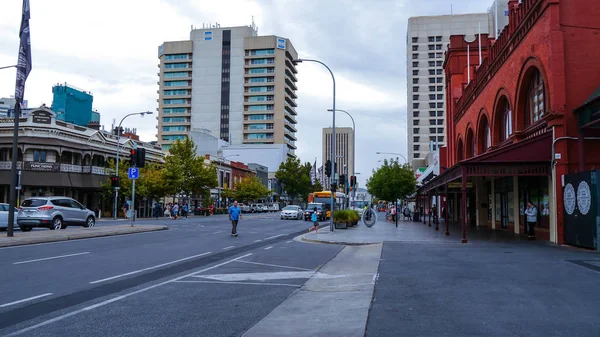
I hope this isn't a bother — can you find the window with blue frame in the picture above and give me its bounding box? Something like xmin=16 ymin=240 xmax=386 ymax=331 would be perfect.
xmin=164 ymin=90 xmax=188 ymax=96
xmin=248 ymin=114 xmax=274 ymax=120
xmin=163 ymin=108 xmax=187 ymax=114
xmin=164 ymin=99 xmax=187 ymax=105
xmin=247 ymin=133 xmax=274 ymax=139
xmin=165 ymin=63 xmax=188 ymax=69
xmin=250 ymin=58 xmax=275 ymax=65
xmin=248 ymin=96 xmax=271 ymax=102
xmin=163 ymin=117 xmax=187 ymax=123
xmin=249 ymin=86 xmax=275 ymax=92
xmin=162 ymin=135 xmax=186 ymax=141
xmin=164 ymin=72 xmax=188 ymax=78
xmin=164 ymin=81 xmax=188 ymax=87
xmin=248 ymin=105 xmax=274 ymax=111
xmin=250 ymin=49 xmax=275 ymax=56
xmin=249 ymin=68 xmax=274 ymax=74
xmin=162 ymin=144 xmax=171 ymax=151
xmin=249 ymin=124 xmax=267 ymax=130
xmin=250 ymin=77 xmax=268 ymax=83
xmin=162 ymin=126 xmax=187 ymax=131
xmin=165 ymin=54 xmax=188 ymax=60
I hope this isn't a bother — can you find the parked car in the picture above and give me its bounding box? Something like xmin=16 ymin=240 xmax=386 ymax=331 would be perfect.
xmin=257 ymin=203 xmax=266 ymax=212
xmin=250 ymin=204 xmax=263 ymax=213
xmin=0 ymin=203 xmax=19 ymax=231
xmin=17 ymin=197 xmax=96 ymax=231
xmin=267 ymin=203 xmax=280 ymax=212
xmin=303 ymin=203 xmax=326 ymax=221
xmin=240 ymin=203 xmax=251 ymax=213
xmin=280 ymin=205 xmax=303 ymax=220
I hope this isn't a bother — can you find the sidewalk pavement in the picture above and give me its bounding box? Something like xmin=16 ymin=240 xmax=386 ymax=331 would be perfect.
xmin=243 ymin=244 xmax=381 ymax=337
xmin=0 ymin=225 xmax=168 ymax=247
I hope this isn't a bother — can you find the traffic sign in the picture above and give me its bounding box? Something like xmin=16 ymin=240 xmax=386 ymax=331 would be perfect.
xmin=128 ymin=167 xmax=139 ymax=180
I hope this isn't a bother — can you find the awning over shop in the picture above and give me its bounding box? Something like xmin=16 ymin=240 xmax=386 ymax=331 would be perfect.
xmin=419 ymin=131 xmax=552 ymax=193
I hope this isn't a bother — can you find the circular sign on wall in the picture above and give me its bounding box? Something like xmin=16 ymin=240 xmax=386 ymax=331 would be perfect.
xmin=577 ymin=181 xmax=592 ymax=215
xmin=563 ymin=183 xmax=576 ymax=215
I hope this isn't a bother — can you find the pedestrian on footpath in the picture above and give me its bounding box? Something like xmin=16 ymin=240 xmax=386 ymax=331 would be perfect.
xmin=525 ymin=201 xmax=537 ymax=240
xmin=182 ymin=202 xmax=189 ymax=218
xmin=172 ymin=203 xmax=179 ymax=220
xmin=308 ymin=207 xmax=319 ymax=233
xmin=229 ymin=200 xmax=242 ymax=237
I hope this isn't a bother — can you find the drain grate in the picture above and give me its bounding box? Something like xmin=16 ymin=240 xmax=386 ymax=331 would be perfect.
xmin=567 ymin=260 xmax=600 ymax=273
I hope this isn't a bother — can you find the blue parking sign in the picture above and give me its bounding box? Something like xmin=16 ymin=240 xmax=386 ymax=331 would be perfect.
xmin=128 ymin=167 xmax=139 ymax=180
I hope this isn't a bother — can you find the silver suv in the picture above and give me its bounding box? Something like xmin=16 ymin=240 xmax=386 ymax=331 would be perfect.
xmin=18 ymin=197 xmax=96 ymax=231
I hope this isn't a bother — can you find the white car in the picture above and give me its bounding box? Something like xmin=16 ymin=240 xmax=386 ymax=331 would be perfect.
xmin=0 ymin=203 xmax=19 ymax=231
xmin=280 ymin=205 xmax=303 ymax=220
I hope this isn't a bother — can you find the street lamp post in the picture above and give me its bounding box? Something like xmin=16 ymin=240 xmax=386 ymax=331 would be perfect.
xmin=328 ymin=109 xmax=356 ymax=205
xmin=376 ymin=151 xmax=408 ymax=164
xmin=112 ymin=111 xmax=152 ymax=219
xmin=294 ymin=58 xmax=336 ymax=232
xmin=217 ymin=154 xmax=239 ymax=208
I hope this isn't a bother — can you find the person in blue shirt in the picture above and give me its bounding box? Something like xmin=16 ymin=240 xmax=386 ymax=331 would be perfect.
xmin=228 ymin=200 xmax=242 ymax=237
xmin=308 ymin=207 xmax=320 ymax=233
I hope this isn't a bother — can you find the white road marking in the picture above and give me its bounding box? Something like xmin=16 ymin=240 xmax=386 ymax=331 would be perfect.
xmin=222 ymin=246 xmax=235 ymax=250
xmin=174 ymin=280 xmax=301 ymax=287
xmin=212 ymin=231 xmax=224 ymax=234
xmin=264 ymin=246 xmax=273 ymax=250
xmin=264 ymin=234 xmax=285 ymax=240
xmin=254 ymin=239 xmax=262 ymax=242
xmin=286 ymin=240 xmax=293 ymax=244
xmin=7 ymin=253 xmax=252 ymax=337
xmin=372 ymin=273 xmax=378 ymax=284
xmin=0 ymin=293 xmax=53 ymax=308
xmin=13 ymin=252 xmax=90 ymax=265
xmin=89 ymin=251 xmax=212 ymax=284
xmin=235 ymin=260 xmax=312 ymax=271
xmin=193 ymin=271 xmax=350 ymax=282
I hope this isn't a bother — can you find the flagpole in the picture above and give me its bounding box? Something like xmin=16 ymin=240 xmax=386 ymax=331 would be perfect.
xmin=478 ymin=22 xmax=482 ymax=66
xmin=467 ymin=45 xmax=471 ymax=84
xmin=8 ymin=0 xmax=32 ymax=238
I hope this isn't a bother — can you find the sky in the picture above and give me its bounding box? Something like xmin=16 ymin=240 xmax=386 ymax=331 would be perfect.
xmin=0 ymin=0 xmax=493 ymax=187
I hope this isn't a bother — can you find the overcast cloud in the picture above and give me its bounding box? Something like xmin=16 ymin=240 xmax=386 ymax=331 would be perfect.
xmin=0 ymin=0 xmax=492 ymax=187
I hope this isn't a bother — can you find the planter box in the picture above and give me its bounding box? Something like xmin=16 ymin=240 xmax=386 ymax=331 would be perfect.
xmin=334 ymin=222 xmax=347 ymax=229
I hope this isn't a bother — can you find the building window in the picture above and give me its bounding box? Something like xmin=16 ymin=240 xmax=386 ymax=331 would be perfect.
xmin=164 ymin=72 xmax=188 ymax=79
xmin=413 ymin=120 xmax=419 ymax=125
xmin=429 ymin=77 xmax=436 ymax=83
xmin=413 ymin=128 xmax=420 ymax=133
xmin=414 ymin=153 xmax=420 ymax=158
xmin=436 ymin=52 xmax=443 ymax=59
xmin=247 ymin=133 xmax=274 ymax=139
xmin=438 ymin=127 xmax=444 ymax=133
xmin=527 ymin=69 xmax=545 ymax=125
xmin=437 ymin=69 xmax=443 ymax=75
xmin=249 ymin=49 xmax=275 ymax=55
xmin=429 ymin=69 xmax=435 ymax=76
xmin=429 ymin=111 xmax=436 ymax=117
xmin=429 ymin=86 xmax=435 ymax=92
xmin=429 ymin=94 xmax=436 ymax=100
xmin=163 ymin=117 xmax=186 ymax=123
xmin=501 ymin=97 xmax=513 ymax=141
xmin=249 ymin=68 xmax=274 ymax=74
xmin=412 ymin=53 xmax=418 ymax=59
xmin=428 ymin=53 xmax=435 ymax=59
xmin=248 ymin=105 xmax=274 ymax=111
xmin=413 ymin=103 xmax=419 ymax=109
xmin=437 ymin=94 xmax=443 ymax=100
xmin=428 ymin=36 xmax=434 ymax=42
xmin=436 ymin=44 xmax=442 ymax=50
xmin=412 ymin=70 xmax=419 ymax=76
xmin=412 ymin=45 xmax=418 ymax=51
xmin=430 ymin=136 xmax=437 ymax=142
xmin=436 ymin=61 xmax=442 ymax=66
xmin=412 ymin=37 xmax=418 ymax=43
xmin=250 ymin=58 xmax=275 ymax=64
xmin=249 ymin=86 xmax=274 ymax=92
xmin=162 ymin=135 xmax=186 ymax=141
xmin=413 ymin=87 xmax=419 ymax=93
xmin=249 ymin=114 xmax=274 ymax=120
xmin=163 ymin=108 xmax=187 ymax=114
xmin=413 ymin=136 xmax=420 ymax=142
xmin=429 ymin=103 xmax=436 ymax=108
xmin=413 ymin=95 xmax=419 ymax=100
xmin=162 ymin=126 xmax=187 ymax=132
xmin=413 ymin=78 xmax=419 ymax=84
xmin=163 ymin=99 xmax=187 ymax=105
xmin=429 ymin=119 xmax=436 ymax=125
xmin=165 ymin=54 xmax=188 ymax=60
xmin=438 ymin=136 xmax=444 ymax=142
xmin=430 ymin=128 xmax=436 ymax=133
xmin=412 ymin=62 xmax=419 ymax=68
xmin=428 ymin=45 xmax=435 ymax=51
xmin=436 ymin=36 xmax=442 ymax=42
xmin=437 ymin=111 xmax=443 ymax=116
xmin=437 ymin=102 xmax=443 ymax=108
xmin=165 ymin=63 xmax=188 ymax=69
xmin=33 ymin=150 xmax=47 ymax=162
xmin=163 ymin=89 xmax=188 ymax=96
xmin=413 ymin=145 xmax=420 ymax=151
xmin=413 ymin=111 xmax=420 ymax=117
xmin=437 ymin=119 xmax=444 ymax=125
xmin=436 ymin=77 xmax=443 ymax=83
xmin=437 ymin=85 xmax=443 ymax=91
xmin=428 ymin=61 xmax=435 ymax=67
xmin=164 ymin=81 xmax=188 ymax=87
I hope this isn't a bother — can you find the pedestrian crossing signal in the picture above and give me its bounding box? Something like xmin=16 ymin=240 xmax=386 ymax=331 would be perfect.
xmin=110 ymin=176 xmax=119 ymax=187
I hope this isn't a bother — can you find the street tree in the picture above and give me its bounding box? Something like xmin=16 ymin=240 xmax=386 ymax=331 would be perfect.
xmin=136 ymin=163 xmax=168 ymax=201
xmin=275 ymin=157 xmax=312 ymax=203
xmin=366 ymin=158 xmax=417 ymax=226
xmin=234 ymin=176 xmax=269 ymax=203
xmin=313 ymin=179 xmax=323 ymax=192
xmin=163 ymin=139 xmax=218 ymax=200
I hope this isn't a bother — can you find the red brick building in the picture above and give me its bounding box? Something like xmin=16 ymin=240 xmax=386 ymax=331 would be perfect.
xmin=418 ymin=0 xmax=600 ymax=244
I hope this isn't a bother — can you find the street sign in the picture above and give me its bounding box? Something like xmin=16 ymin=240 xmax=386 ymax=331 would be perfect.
xmin=128 ymin=167 xmax=139 ymax=180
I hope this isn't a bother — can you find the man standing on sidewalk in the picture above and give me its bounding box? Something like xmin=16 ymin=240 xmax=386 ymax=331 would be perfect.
xmin=229 ymin=200 xmax=242 ymax=237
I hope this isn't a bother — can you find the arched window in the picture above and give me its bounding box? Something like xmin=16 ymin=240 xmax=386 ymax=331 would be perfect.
xmin=498 ymin=97 xmax=513 ymax=142
xmin=466 ymin=129 xmax=475 ymax=158
xmin=478 ymin=115 xmax=491 ymax=154
xmin=527 ymin=69 xmax=545 ymax=125
xmin=486 ymin=124 xmax=491 ymax=149
xmin=457 ymin=138 xmax=464 ymax=162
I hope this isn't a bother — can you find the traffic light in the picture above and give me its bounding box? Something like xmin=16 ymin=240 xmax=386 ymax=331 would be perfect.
xmin=339 ymin=174 xmax=346 ymax=186
xmin=350 ymin=176 xmax=356 ymax=188
xmin=325 ymin=160 xmax=332 ymax=177
xmin=129 ymin=149 xmax=137 ymax=166
xmin=110 ymin=176 xmax=119 ymax=187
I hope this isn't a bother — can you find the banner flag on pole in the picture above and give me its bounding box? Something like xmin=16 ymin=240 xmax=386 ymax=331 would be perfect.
xmin=15 ymin=0 xmax=32 ymax=101
xmin=310 ymin=160 xmax=317 ymax=185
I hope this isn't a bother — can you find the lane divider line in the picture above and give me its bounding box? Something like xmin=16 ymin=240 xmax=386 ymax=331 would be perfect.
xmin=0 ymin=293 xmax=53 ymax=308
xmin=13 ymin=252 xmax=90 ymax=265
xmin=89 ymin=251 xmax=212 ymax=284
xmin=264 ymin=246 xmax=273 ymax=250
xmin=222 ymin=246 xmax=235 ymax=250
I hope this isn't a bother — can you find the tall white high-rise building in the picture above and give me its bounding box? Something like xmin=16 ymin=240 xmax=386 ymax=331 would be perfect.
xmin=322 ymin=127 xmax=355 ymax=183
xmin=406 ymin=13 xmax=489 ymax=162
xmin=157 ymin=24 xmax=299 ymax=158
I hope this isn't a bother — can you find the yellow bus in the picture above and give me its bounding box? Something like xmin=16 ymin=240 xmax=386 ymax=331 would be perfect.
xmin=308 ymin=191 xmax=347 ymax=219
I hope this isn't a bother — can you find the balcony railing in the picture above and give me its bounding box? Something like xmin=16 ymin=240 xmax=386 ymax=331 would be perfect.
xmin=0 ymin=161 xmax=108 ymax=175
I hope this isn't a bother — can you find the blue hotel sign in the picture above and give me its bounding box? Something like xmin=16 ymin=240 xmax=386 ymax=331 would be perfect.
xmin=204 ymin=31 xmax=213 ymax=41
xmin=276 ymin=37 xmax=286 ymax=50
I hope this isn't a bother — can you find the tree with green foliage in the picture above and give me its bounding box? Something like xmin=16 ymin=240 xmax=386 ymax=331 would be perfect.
xmin=234 ymin=176 xmax=269 ymax=202
xmin=275 ymin=157 xmax=313 ymax=202
xmin=313 ymin=179 xmax=323 ymax=192
xmin=366 ymin=158 xmax=416 ymax=226
xmin=163 ymin=139 xmax=218 ymax=199
xmin=136 ymin=163 xmax=168 ymax=200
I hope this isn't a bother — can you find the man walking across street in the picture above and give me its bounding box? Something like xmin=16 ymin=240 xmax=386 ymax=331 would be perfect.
xmin=229 ymin=200 xmax=242 ymax=237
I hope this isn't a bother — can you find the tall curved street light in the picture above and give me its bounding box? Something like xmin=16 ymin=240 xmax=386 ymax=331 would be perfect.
xmin=217 ymin=154 xmax=239 ymax=207
xmin=376 ymin=151 xmax=408 ymax=164
xmin=294 ymin=58 xmax=336 ymax=232
xmin=112 ymin=111 xmax=152 ymax=219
